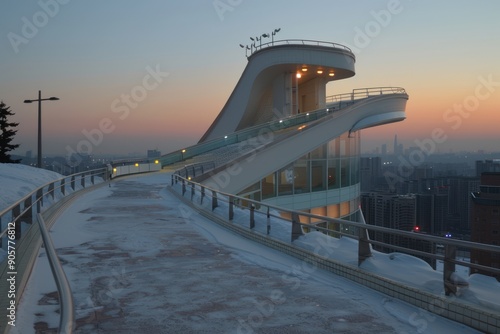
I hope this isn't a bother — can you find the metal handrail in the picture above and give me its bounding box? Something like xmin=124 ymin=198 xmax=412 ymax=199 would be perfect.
xmin=250 ymin=39 xmax=353 ymax=57
xmin=37 ymin=213 xmax=74 ymax=334
xmin=326 ymin=87 xmax=406 ymax=103
xmin=0 ymin=167 xmax=106 ymax=220
xmin=172 ymin=174 xmax=500 ymax=278
xmin=159 ymin=87 xmax=407 ymax=168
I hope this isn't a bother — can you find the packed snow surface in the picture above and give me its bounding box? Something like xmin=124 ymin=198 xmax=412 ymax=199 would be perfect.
xmin=2 ymin=169 xmax=496 ymax=333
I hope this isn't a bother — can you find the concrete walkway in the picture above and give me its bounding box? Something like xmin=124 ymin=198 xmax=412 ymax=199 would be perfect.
xmin=13 ymin=172 xmax=476 ymax=334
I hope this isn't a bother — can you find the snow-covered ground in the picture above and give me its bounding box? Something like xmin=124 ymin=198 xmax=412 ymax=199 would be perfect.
xmin=0 ymin=163 xmax=65 ymax=262
xmin=176 ymin=179 xmax=500 ymax=317
xmin=0 ymin=163 xmax=63 ymax=212
xmin=7 ymin=171 xmax=488 ymax=333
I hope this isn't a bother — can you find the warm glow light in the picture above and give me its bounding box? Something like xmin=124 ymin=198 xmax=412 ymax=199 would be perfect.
xmin=317 ymin=69 xmax=323 ymax=74
xmin=154 ymin=160 xmax=159 ymax=164
xmin=135 ymin=163 xmax=139 ymax=167
xmin=296 ymin=73 xmax=301 ymax=78
xmin=182 ymin=149 xmax=186 ymax=153
xmin=301 ymin=67 xmax=308 ymax=72
xmin=113 ymin=168 xmax=117 ymax=172
xmin=329 ymin=72 xmax=335 ymax=76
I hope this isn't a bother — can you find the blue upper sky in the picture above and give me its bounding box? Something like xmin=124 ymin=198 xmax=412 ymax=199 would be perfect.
xmin=1 ymin=0 xmax=499 ymax=156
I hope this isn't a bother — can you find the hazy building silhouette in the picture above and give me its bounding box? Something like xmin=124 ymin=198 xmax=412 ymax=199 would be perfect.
xmin=147 ymin=149 xmax=161 ymax=158
xmin=360 ymin=157 xmax=381 ymax=191
xmin=476 ymin=159 xmax=500 ymax=177
xmin=470 ymin=172 xmax=500 ymax=280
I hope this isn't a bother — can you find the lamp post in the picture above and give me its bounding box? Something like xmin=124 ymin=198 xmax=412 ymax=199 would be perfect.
xmin=24 ymin=90 xmax=59 ymax=168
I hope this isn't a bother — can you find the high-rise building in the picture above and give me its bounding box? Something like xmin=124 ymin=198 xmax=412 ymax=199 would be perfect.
xmin=448 ymin=177 xmax=480 ymax=234
xmin=416 ymin=191 xmax=448 ymax=235
xmin=362 ymin=193 xmax=418 ymax=244
xmin=470 ymin=172 xmax=500 ymax=280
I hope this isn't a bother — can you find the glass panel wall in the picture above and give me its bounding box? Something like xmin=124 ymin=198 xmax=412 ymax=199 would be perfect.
xmin=311 ymin=160 xmax=326 ymax=191
xmin=255 ymin=131 xmax=360 ymax=201
xmin=294 ymin=158 xmax=310 ymax=194
xmin=278 ymin=165 xmax=294 ymax=196
xmin=262 ymin=173 xmax=276 ymax=199
xmin=327 ymin=159 xmax=340 ymax=189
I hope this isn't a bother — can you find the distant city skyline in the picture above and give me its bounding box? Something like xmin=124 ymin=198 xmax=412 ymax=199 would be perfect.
xmin=1 ymin=1 xmax=499 ymax=157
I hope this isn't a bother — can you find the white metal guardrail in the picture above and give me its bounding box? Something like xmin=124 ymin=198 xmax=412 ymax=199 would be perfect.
xmin=0 ymin=161 xmax=161 ymax=334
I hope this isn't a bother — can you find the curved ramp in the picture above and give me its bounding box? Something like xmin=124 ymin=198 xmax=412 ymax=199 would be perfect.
xmin=201 ymin=93 xmax=408 ymax=194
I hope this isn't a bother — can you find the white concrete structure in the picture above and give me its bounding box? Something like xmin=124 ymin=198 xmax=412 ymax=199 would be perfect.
xmin=197 ymin=39 xmax=408 ymax=225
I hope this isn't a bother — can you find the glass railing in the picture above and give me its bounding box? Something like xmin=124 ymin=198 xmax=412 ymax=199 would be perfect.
xmin=159 ymin=87 xmax=407 ymax=167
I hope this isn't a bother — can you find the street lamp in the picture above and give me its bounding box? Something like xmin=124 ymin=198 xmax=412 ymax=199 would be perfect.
xmin=24 ymin=90 xmax=59 ymax=168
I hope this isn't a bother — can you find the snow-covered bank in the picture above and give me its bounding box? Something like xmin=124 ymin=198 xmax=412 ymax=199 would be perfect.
xmin=172 ymin=180 xmax=500 ymax=317
xmin=0 ymin=163 xmax=63 ymax=212
xmin=14 ymin=173 xmax=479 ymax=333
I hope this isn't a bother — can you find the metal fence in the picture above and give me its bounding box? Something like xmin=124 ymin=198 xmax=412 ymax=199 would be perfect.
xmin=0 ymin=161 xmax=161 ymax=334
xmin=171 ymin=173 xmax=500 ymax=296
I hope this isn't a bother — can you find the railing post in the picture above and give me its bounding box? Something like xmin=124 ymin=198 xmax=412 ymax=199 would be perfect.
xmin=61 ymin=178 xmax=66 ymax=196
xmin=22 ymin=196 xmax=33 ymax=225
xmin=201 ymin=186 xmax=205 ymax=204
xmin=229 ymin=196 xmax=234 ymax=220
xmin=48 ymin=182 xmax=55 ymax=200
xmin=291 ymin=213 xmax=304 ymax=242
xmin=71 ymin=175 xmax=75 ymax=190
xmin=212 ymin=191 xmax=218 ymax=211
xmin=36 ymin=188 xmax=43 ymax=212
xmin=81 ymin=174 xmax=85 ymax=188
xmin=358 ymin=226 xmax=372 ymax=266
xmin=443 ymin=244 xmax=465 ymax=296
xmin=250 ymin=204 xmax=255 ymax=229
xmin=13 ymin=205 xmax=21 ymax=240
xmin=182 ymin=179 xmax=186 ymax=196
xmin=266 ymin=206 xmax=271 ymax=235
xmin=190 ymin=182 xmax=195 ymax=201
xmin=358 ymin=210 xmax=372 ymax=265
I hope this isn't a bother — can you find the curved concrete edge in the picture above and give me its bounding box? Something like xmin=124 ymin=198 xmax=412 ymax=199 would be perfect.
xmin=169 ymin=185 xmax=500 ymax=334
xmin=200 ymin=43 xmax=356 ymax=142
xmin=201 ymin=93 xmax=408 ymax=194
xmin=350 ymin=111 xmax=406 ymax=132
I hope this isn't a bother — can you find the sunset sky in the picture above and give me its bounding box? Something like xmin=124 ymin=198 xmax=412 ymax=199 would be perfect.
xmin=1 ymin=0 xmax=499 ymax=157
